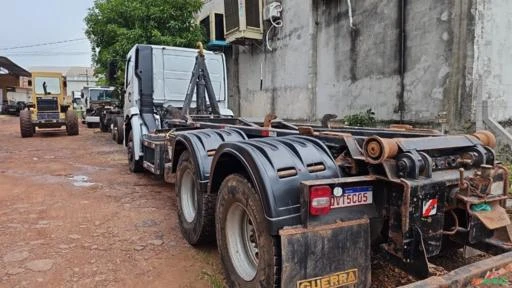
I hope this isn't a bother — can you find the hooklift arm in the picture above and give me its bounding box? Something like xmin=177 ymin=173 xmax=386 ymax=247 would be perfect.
xmin=182 ymin=43 xmax=220 ymax=116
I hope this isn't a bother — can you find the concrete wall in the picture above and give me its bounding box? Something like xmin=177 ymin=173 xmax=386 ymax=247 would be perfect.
xmin=200 ymin=0 xmax=512 ymax=128
xmin=314 ymin=0 xmax=400 ymax=121
xmin=238 ymin=0 xmax=315 ymax=120
xmin=473 ymin=0 xmax=512 ymax=124
xmin=232 ymin=0 xmax=474 ymax=125
xmin=0 ymin=75 xmax=19 ymax=103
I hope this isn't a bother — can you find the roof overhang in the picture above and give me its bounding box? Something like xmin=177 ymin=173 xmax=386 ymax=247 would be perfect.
xmin=0 ymin=57 xmax=31 ymax=77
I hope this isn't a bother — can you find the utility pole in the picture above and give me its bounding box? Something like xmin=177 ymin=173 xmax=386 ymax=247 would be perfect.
xmin=78 ymin=68 xmax=90 ymax=86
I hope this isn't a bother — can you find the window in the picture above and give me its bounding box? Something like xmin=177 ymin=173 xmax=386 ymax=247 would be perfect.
xmin=89 ymin=89 xmax=114 ymax=101
xmin=34 ymin=77 xmax=60 ymax=95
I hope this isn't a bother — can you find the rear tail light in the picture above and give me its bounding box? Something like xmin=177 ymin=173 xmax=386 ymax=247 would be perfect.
xmin=310 ymin=185 xmax=332 ymax=216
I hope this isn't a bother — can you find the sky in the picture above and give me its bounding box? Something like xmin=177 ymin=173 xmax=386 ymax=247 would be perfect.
xmin=0 ymin=0 xmax=95 ymax=70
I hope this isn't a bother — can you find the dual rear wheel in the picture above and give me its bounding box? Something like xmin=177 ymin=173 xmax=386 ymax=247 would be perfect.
xmin=175 ymin=159 xmax=280 ymax=287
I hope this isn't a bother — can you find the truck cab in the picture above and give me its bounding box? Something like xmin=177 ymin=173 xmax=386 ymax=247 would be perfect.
xmin=123 ymin=44 xmax=233 ymax=166
xmin=82 ymin=86 xmax=117 ymax=128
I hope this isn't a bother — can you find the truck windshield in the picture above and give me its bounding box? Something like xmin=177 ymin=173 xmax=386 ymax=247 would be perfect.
xmin=90 ymin=90 xmax=114 ymax=101
xmin=34 ymin=77 xmax=61 ymax=95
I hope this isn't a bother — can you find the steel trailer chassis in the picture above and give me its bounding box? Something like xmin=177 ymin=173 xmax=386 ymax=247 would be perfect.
xmin=124 ymin=112 xmax=512 ymax=288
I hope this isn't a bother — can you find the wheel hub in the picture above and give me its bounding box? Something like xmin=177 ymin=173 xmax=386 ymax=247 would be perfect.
xmin=180 ymin=170 xmax=197 ymax=223
xmin=226 ymin=203 xmax=259 ymax=281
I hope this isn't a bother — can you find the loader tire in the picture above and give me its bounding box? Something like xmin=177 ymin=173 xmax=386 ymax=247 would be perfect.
xmin=19 ymin=109 xmax=34 ymax=138
xmin=65 ymin=110 xmax=79 ymax=136
xmin=127 ymin=130 xmax=144 ymax=173
xmin=216 ymin=174 xmax=281 ymax=288
xmin=176 ymin=151 xmax=216 ymax=245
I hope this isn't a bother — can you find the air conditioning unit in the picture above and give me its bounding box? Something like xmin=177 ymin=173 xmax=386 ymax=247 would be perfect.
xmin=200 ymin=12 xmax=229 ymax=50
xmin=224 ymin=0 xmax=263 ymax=44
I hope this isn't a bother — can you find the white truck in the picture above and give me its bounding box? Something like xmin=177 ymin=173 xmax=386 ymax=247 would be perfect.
xmin=82 ymin=86 xmax=119 ymax=131
xmin=121 ymin=44 xmax=233 ymax=166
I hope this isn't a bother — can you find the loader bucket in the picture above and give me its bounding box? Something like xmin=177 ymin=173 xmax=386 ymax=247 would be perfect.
xmin=399 ymin=250 xmax=512 ymax=288
xmin=279 ymin=218 xmax=371 ymax=288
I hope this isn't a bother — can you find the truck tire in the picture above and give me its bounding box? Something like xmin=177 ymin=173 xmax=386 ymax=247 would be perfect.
xmin=65 ymin=110 xmax=79 ymax=136
xmin=19 ymin=109 xmax=34 ymax=138
xmin=111 ymin=117 xmax=117 ymax=141
xmin=127 ymin=130 xmax=144 ymax=173
xmin=112 ymin=117 xmax=124 ymax=144
xmin=100 ymin=115 xmax=109 ymax=132
xmin=216 ymin=174 xmax=280 ymax=288
xmin=176 ymin=151 xmax=216 ymax=245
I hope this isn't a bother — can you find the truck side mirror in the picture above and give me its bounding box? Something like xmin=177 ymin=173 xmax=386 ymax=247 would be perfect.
xmin=63 ymin=80 xmax=67 ymax=88
xmin=28 ymin=79 xmax=32 ymax=87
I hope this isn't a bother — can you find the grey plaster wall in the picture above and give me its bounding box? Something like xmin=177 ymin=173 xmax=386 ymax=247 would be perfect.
xmin=204 ymin=0 xmax=511 ymax=127
xmin=235 ymin=0 xmax=468 ymax=124
xmin=314 ymin=0 xmax=400 ymax=121
xmin=473 ymin=0 xmax=512 ymax=123
xmin=238 ymin=0 xmax=315 ymax=120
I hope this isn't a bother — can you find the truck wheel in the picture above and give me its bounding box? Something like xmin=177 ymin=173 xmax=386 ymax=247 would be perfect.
xmin=176 ymin=151 xmax=216 ymax=245
xmin=65 ymin=110 xmax=79 ymax=136
xmin=112 ymin=117 xmax=124 ymax=144
xmin=127 ymin=130 xmax=144 ymax=173
xmin=216 ymin=174 xmax=280 ymax=287
xmin=19 ymin=109 xmax=34 ymax=138
xmin=115 ymin=118 xmax=124 ymax=144
xmin=100 ymin=116 xmax=109 ymax=132
xmin=111 ymin=117 xmax=117 ymax=141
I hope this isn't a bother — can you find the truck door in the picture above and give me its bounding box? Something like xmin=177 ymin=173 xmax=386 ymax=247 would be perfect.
xmin=124 ymin=56 xmax=134 ymax=110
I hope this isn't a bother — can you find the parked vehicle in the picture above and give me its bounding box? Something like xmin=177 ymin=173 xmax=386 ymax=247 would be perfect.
xmin=19 ymin=71 xmax=78 ymax=137
xmin=122 ymin=45 xmax=512 ymax=287
xmin=82 ymin=86 xmax=121 ymax=131
xmin=121 ymin=44 xmax=232 ymax=147
xmin=5 ymin=100 xmax=26 ymax=116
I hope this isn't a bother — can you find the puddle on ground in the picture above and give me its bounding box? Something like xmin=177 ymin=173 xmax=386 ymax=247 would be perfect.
xmin=69 ymin=175 xmax=95 ymax=187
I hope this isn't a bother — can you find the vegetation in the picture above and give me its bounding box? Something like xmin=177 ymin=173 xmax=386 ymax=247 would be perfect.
xmin=85 ymin=0 xmax=204 ymax=90
xmin=200 ymin=270 xmax=225 ymax=288
xmin=344 ymin=109 xmax=376 ymax=127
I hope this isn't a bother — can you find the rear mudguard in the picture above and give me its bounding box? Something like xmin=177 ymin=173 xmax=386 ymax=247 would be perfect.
xmin=171 ymin=128 xmax=247 ymax=191
xmin=209 ymin=135 xmax=341 ymax=234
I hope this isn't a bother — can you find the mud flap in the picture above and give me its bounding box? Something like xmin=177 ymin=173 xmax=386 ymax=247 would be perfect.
xmin=472 ymin=204 xmax=510 ymax=230
xmin=279 ymin=218 xmax=371 ymax=288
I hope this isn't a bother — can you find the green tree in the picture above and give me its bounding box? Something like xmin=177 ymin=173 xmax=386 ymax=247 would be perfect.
xmin=85 ymin=0 xmax=204 ymax=90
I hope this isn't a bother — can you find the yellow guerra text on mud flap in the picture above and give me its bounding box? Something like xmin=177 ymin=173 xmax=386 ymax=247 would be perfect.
xmin=297 ymin=269 xmax=358 ymax=288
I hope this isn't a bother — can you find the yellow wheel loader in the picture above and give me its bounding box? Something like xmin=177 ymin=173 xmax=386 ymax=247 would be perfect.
xmin=20 ymin=72 xmax=79 ymax=137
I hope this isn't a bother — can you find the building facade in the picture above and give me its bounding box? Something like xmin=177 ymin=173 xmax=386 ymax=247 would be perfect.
xmin=201 ymin=0 xmax=512 ymax=131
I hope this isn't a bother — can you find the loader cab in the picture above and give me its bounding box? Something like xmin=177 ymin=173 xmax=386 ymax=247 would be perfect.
xmin=19 ymin=71 xmax=78 ymax=138
xmin=30 ymin=72 xmax=68 ymax=120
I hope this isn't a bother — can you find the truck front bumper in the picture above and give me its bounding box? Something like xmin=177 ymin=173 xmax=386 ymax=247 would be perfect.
xmin=85 ymin=116 xmax=100 ymax=123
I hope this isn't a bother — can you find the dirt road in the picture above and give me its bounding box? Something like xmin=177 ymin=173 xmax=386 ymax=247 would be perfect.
xmin=0 ymin=115 xmax=222 ymax=288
